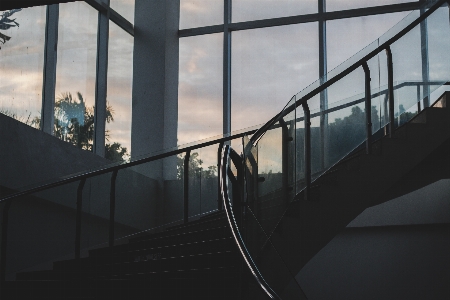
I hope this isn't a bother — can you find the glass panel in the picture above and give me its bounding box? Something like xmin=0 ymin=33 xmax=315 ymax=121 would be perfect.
xmin=198 ymin=144 xmax=219 ymax=215
xmin=425 ymin=6 xmax=450 ymax=103
xmin=389 ymin=6 xmax=450 ymax=124
xmin=110 ymin=0 xmax=135 ymax=24
xmin=0 ymin=6 xmax=45 ymax=129
xmin=366 ymin=54 xmax=385 ymax=134
xmin=106 ymin=21 xmax=133 ymax=162
xmin=82 ymin=173 xmax=111 ymax=251
xmin=327 ymin=12 xmax=410 ymax=72
xmin=327 ymin=0 xmax=413 ymax=12
xmin=321 ymin=69 xmax=366 ymax=170
xmin=232 ymin=23 xmax=318 ymax=131
xmin=55 ymin=2 xmax=98 ymax=151
xmin=178 ymin=33 xmax=223 ymax=145
xmin=180 ymin=0 xmax=223 ymax=29
xmin=114 ymin=165 xmax=161 ymax=243
xmin=232 ymin=0 xmax=316 ymax=23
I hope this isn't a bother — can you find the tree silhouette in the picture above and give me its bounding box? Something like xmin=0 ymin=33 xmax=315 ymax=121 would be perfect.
xmin=0 ymin=9 xmax=22 ymax=48
xmin=176 ymin=152 xmax=217 ymax=180
xmin=54 ymin=92 xmax=129 ymax=162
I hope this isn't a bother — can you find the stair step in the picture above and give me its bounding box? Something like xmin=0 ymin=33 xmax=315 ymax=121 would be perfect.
xmin=88 ymin=224 xmax=231 ymax=258
xmin=6 ymin=266 xmax=241 ymax=299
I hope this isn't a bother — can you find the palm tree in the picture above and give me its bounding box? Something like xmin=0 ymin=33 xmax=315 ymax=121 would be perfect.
xmin=54 ymin=92 xmax=129 ymax=162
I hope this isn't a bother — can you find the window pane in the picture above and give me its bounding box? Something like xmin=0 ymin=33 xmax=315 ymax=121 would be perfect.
xmin=232 ymin=23 xmax=319 ymax=130
xmin=180 ymin=0 xmax=223 ymax=29
xmin=55 ymin=2 xmax=97 ymax=151
xmin=178 ymin=33 xmax=223 ymax=145
xmin=110 ymin=0 xmax=135 ymax=24
xmin=106 ymin=21 xmax=133 ymax=162
xmin=233 ymin=0 xmax=317 ymax=23
xmin=327 ymin=0 xmax=413 ymax=12
xmin=0 ymin=6 xmax=46 ymax=129
xmin=327 ymin=12 xmax=410 ymax=72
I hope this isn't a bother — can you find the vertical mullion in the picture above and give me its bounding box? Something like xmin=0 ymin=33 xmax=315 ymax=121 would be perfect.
xmin=41 ymin=4 xmax=59 ymax=134
xmin=223 ymin=0 xmax=232 ymax=135
xmin=319 ymin=0 xmax=328 ymax=170
xmin=94 ymin=3 xmax=110 ymax=157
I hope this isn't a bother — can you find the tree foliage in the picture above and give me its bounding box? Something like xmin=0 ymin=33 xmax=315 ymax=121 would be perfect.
xmin=0 ymin=9 xmax=22 ymax=48
xmin=176 ymin=152 xmax=217 ymax=180
xmin=54 ymin=92 xmax=129 ymax=162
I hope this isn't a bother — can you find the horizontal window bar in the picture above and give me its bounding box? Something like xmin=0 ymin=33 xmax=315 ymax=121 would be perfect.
xmin=179 ymin=1 xmax=421 ymax=37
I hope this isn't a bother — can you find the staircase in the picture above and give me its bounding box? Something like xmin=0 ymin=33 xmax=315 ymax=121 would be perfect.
xmin=246 ymin=99 xmax=450 ymax=298
xmin=2 ymin=211 xmax=244 ymax=299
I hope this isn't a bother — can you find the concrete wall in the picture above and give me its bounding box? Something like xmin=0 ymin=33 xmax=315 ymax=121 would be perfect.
xmin=0 ymin=113 xmax=110 ymax=190
xmin=290 ymin=180 xmax=450 ymax=299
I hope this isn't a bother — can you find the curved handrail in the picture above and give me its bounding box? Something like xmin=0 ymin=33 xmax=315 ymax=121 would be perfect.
xmin=220 ymin=144 xmax=280 ymax=299
xmin=250 ymin=0 xmax=447 ymax=145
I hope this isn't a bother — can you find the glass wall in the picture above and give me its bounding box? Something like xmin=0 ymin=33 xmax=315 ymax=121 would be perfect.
xmin=110 ymin=0 xmax=135 ymax=24
xmin=178 ymin=33 xmax=223 ymax=146
xmin=179 ymin=0 xmax=419 ymax=140
xmin=327 ymin=11 xmax=411 ymax=72
xmin=327 ymin=0 xmax=412 ymax=12
xmin=54 ymin=1 xmax=98 ymax=151
xmin=180 ymin=0 xmax=223 ymax=29
xmin=232 ymin=0 xmax=317 ymax=22
xmin=106 ymin=21 xmax=134 ymax=162
xmin=232 ymin=23 xmax=318 ymax=130
xmin=0 ymin=6 xmax=46 ymax=129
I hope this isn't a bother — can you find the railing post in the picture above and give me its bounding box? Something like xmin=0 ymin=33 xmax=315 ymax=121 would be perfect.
xmin=279 ymin=118 xmax=290 ymax=204
xmin=184 ymin=150 xmax=191 ymax=224
xmin=0 ymin=200 xmax=12 ymax=287
xmin=75 ymin=178 xmax=86 ymax=259
xmin=302 ymin=102 xmax=311 ymax=201
xmin=385 ymin=46 xmax=395 ymax=138
xmin=217 ymin=142 xmax=224 ymax=211
xmin=362 ymin=62 xmax=372 ymax=154
xmin=417 ymin=84 xmax=422 ymax=113
xmin=109 ymin=170 xmax=118 ymax=248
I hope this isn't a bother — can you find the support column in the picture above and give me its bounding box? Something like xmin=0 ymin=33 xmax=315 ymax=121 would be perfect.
xmin=41 ymin=4 xmax=59 ymax=134
xmin=131 ymin=0 xmax=180 ymax=180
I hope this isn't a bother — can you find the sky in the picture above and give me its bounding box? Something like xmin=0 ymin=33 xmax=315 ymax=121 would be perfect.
xmin=1 ymin=0 xmax=449 ymax=169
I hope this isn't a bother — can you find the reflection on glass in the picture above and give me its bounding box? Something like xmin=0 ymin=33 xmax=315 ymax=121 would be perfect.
xmin=233 ymin=0 xmax=316 ymax=23
xmin=110 ymin=0 xmax=135 ymax=24
xmin=232 ymin=23 xmax=318 ymax=131
xmin=327 ymin=12 xmax=410 ymax=72
xmin=178 ymin=33 xmax=223 ymax=145
xmin=0 ymin=6 xmax=45 ymax=129
xmin=326 ymin=0 xmax=412 ymax=12
xmin=188 ymin=145 xmax=219 ymax=219
xmin=106 ymin=21 xmax=133 ymax=162
xmin=55 ymin=2 xmax=97 ymax=151
xmin=180 ymin=0 xmax=223 ymax=29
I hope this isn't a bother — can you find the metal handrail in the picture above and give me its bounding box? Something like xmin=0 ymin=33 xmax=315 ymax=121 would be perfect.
xmin=0 ymin=129 xmax=256 ymax=204
xmin=220 ymin=144 xmax=280 ymax=299
xmin=250 ymin=0 xmax=447 ymax=146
